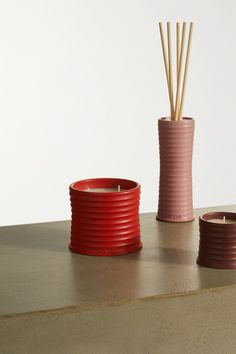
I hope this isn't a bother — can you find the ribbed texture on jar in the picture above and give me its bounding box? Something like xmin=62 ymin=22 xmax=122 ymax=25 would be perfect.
xmin=197 ymin=214 xmax=236 ymax=269
xmin=157 ymin=118 xmax=195 ymax=222
xmin=69 ymin=183 xmax=142 ymax=256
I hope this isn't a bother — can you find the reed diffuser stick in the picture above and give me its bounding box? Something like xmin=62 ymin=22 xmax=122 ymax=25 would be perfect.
xmin=159 ymin=23 xmax=169 ymax=83
xmin=178 ymin=22 xmax=194 ymax=120
xmin=167 ymin=22 xmax=175 ymax=119
xmin=159 ymin=21 xmax=193 ymax=120
xmin=176 ymin=23 xmax=180 ymax=84
xmin=159 ymin=23 xmax=172 ymax=117
xmin=174 ymin=22 xmax=186 ymax=120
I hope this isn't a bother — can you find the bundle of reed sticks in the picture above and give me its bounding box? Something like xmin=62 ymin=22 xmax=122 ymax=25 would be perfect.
xmin=159 ymin=22 xmax=193 ymax=121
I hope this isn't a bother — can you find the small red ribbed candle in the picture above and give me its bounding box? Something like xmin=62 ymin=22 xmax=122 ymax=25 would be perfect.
xmin=69 ymin=178 xmax=142 ymax=256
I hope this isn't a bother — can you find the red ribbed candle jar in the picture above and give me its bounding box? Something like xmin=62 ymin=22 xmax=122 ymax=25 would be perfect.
xmin=197 ymin=212 xmax=236 ymax=269
xmin=157 ymin=117 xmax=195 ymax=222
xmin=69 ymin=178 xmax=142 ymax=256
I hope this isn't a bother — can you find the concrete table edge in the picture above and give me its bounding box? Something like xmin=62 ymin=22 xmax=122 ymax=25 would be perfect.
xmin=1 ymin=204 xmax=236 ymax=319
xmin=1 ymin=284 xmax=236 ymax=320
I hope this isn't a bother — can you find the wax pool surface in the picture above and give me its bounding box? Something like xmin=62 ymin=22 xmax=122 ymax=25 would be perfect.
xmin=208 ymin=219 xmax=236 ymax=224
xmin=87 ymin=188 xmax=123 ymax=193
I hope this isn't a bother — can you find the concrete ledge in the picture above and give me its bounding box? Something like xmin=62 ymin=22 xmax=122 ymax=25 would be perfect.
xmin=1 ymin=286 xmax=236 ymax=354
xmin=1 ymin=205 xmax=236 ymax=353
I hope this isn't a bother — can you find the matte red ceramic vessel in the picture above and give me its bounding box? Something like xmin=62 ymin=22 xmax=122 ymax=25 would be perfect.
xmin=197 ymin=212 xmax=236 ymax=269
xmin=157 ymin=117 xmax=195 ymax=222
xmin=69 ymin=178 xmax=142 ymax=256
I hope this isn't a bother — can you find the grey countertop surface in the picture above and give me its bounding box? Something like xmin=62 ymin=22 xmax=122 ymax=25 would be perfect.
xmin=1 ymin=205 xmax=236 ymax=317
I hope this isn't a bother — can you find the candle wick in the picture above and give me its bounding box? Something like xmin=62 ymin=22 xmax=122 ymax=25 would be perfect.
xmin=118 ymin=185 xmax=121 ymax=192
xmin=87 ymin=187 xmax=90 ymax=192
xmin=223 ymin=216 xmax=226 ymax=223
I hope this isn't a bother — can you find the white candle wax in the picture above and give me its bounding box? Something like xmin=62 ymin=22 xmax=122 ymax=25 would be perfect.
xmin=208 ymin=219 xmax=236 ymax=224
xmin=86 ymin=187 xmax=123 ymax=193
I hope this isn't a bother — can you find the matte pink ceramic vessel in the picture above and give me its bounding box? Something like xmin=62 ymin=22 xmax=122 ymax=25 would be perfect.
xmin=157 ymin=117 xmax=195 ymax=222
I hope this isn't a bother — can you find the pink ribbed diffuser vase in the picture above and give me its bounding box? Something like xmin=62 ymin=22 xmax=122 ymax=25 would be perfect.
xmin=157 ymin=117 xmax=195 ymax=222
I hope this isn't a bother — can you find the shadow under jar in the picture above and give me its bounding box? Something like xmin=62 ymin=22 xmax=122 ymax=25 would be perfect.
xmin=157 ymin=117 xmax=195 ymax=223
